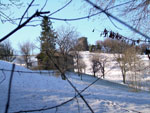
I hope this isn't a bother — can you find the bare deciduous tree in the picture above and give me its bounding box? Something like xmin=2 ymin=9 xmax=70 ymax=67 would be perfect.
xmin=86 ymin=0 xmax=150 ymax=33
xmin=125 ymin=47 xmax=144 ymax=90
xmin=91 ymin=54 xmax=109 ymax=78
xmin=115 ymin=54 xmax=128 ymax=84
xmin=19 ymin=41 xmax=35 ymax=68
xmin=71 ymin=43 xmax=85 ymax=74
xmin=56 ymin=26 xmax=79 ymax=73
xmin=78 ymin=59 xmax=86 ymax=73
xmin=91 ymin=55 xmax=101 ymax=77
xmin=115 ymin=46 xmax=141 ymax=84
xmin=98 ymin=54 xmax=108 ymax=78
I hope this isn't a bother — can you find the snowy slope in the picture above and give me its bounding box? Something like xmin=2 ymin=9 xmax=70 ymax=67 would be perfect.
xmin=0 ymin=60 xmax=150 ymax=113
xmin=78 ymin=51 xmax=123 ymax=81
xmin=79 ymin=51 xmax=150 ymax=84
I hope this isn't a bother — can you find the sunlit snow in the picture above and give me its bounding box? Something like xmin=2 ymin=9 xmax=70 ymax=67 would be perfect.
xmin=0 ymin=53 xmax=150 ymax=113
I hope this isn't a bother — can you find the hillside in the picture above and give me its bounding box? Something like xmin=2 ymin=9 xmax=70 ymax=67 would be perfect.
xmin=0 ymin=60 xmax=150 ymax=113
xmin=78 ymin=51 xmax=150 ymax=87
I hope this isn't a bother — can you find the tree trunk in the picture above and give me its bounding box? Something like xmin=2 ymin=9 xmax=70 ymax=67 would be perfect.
xmin=102 ymin=67 xmax=105 ymax=78
xmin=94 ymin=72 xmax=95 ymax=77
xmin=123 ymin=73 xmax=126 ymax=84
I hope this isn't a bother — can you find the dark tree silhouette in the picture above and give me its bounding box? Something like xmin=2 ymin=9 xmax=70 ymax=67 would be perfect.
xmin=37 ymin=16 xmax=57 ymax=70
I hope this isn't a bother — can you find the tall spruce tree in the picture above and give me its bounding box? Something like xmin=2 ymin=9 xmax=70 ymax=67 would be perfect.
xmin=40 ymin=16 xmax=57 ymax=52
xmin=38 ymin=16 xmax=57 ymax=70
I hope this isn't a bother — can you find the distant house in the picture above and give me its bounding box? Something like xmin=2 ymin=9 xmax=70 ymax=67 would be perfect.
xmin=36 ymin=52 xmax=74 ymax=71
xmin=13 ymin=55 xmax=38 ymax=68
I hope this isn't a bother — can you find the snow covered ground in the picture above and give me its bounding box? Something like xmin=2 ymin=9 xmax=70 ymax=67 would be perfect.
xmin=79 ymin=51 xmax=150 ymax=88
xmin=1 ymin=60 xmax=150 ymax=113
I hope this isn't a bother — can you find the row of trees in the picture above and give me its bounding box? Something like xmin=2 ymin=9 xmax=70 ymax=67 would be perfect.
xmin=89 ymin=38 xmax=150 ymax=55
xmin=0 ymin=40 xmax=36 ymax=67
xmin=0 ymin=16 xmax=149 ymax=87
xmin=88 ymin=39 xmax=150 ymax=91
xmin=89 ymin=44 xmax=149 ymax=90
xmin=0 ymin=16 xmax=79 ymax=70
xmin=37 ymin=16 xmax=80 ymax=78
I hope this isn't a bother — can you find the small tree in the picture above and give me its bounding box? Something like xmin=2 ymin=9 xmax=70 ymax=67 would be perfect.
xmin=78 ymin=59 xmax=86 ymax=73
xmin=0 ymin=41 xmax=15 ymax=62
xmin=90 ymin=54 xmax=108 ymax=78
xmin=115 ymin=46 xmax=141 ymax=84
xmin=126 ymin=47 xmax=143 ymax=90
xmin=98 ymin=54 xmax=108 ymax=78
xmin=73 ymin=55 xmax=86 ymax=80
xmin=91 ymin=55 xmax=101 ymax=77
xmin=19 ymin=41 xmax=35 ymax=68
xmin=72 ymin=43 xmax=85 ymax=75
xmin=115 ymin=54 xmax=128 ymax=84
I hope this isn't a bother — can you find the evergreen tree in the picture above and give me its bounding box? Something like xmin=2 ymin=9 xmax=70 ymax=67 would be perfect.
xmin=37 ymin=16 xmax=57 ymax=70
xmin=0 ymin=41 xmax=15 ymax=62
xmin=40 ymin=16 xmax=57 ymax=52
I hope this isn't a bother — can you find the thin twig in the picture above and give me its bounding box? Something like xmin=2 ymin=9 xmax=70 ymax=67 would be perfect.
xmin=48 ymin=0 xmax=72 ymax=16
xmin=4 ymin=1 xmax=132 ymax=22
xmin=0 ymin=10 xmax=49 ymax=42
xmin=107 ymin=15 xmax=122 ymax=30
xmin=85 ymin=0 xmax=150 ymax=40
xmin=40 ymin=0 xmax=48 ymax=12
xmin=48 ymin=1 xmax=132 ymax=21
xmin=19 ymin=0 xmax=35 ymax=25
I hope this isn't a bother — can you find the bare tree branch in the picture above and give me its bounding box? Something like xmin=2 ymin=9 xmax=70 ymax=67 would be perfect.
xmin=40 ymin=0 xmax=48 ymax=11
xmin=48 ymin=0 xmax=73 ymax=16
xmin=8 ymin=1 xmax=132 ymax=22
xmin=19 ymin=0 xmax=35 ymax=25
xmin=85 ymin=0 xmax=150 ymax=40
xmin=107 ymin=15 xmax=122 ymax=30
xmin=0 ymin=10 xmax=50 ymax=43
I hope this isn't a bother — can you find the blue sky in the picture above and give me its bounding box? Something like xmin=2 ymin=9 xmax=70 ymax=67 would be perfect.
xmin=0 ymin=0 xmax=133 ymax=53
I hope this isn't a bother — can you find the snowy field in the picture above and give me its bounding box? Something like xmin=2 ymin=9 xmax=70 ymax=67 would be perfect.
xmin=1 ymin=60 xmax=150 ymax=113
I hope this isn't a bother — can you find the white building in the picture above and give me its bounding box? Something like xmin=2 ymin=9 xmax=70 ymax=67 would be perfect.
xmin=13 ymin=55 xmax=38 ymax=68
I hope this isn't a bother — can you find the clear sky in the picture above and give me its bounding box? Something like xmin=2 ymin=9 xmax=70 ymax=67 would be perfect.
xmin=0 ymin=0 xmax=133 ymax=54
